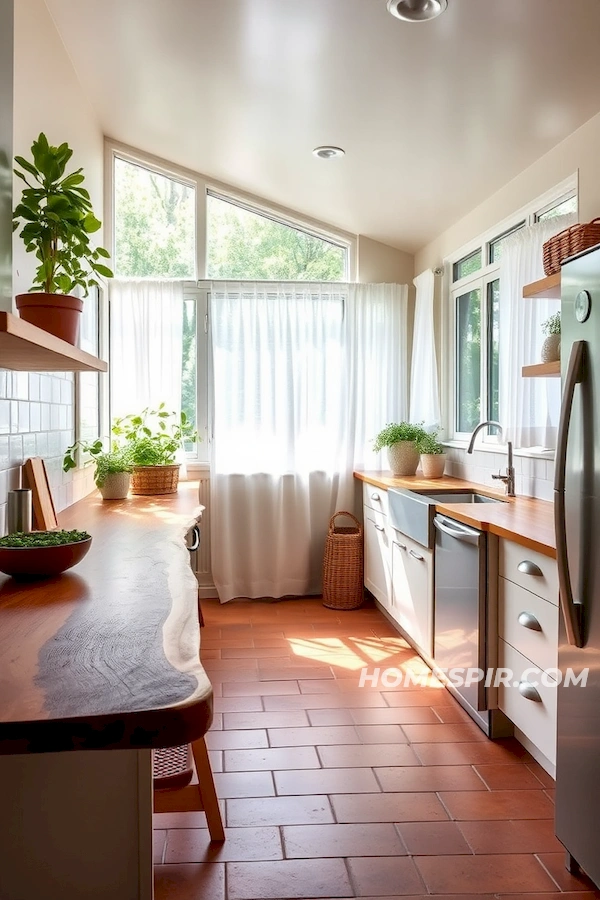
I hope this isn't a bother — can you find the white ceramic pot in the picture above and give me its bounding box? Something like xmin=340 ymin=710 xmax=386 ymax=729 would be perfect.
xmin=387 ymin=441 xmax=420 ymax=476
xmin=541 ymin=333 xmax=560 ymax=363
xmin=99 ymin=472 xmax=131 ymax=500
xmin=420 ymin=453 xmax=447 ymax=479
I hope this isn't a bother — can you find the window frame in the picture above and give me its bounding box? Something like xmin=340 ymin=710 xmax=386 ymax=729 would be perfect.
xmin=442 ymin=175 xmax=577 ymax=446
xmin=104 ymin=139 xmax=356 ymax=468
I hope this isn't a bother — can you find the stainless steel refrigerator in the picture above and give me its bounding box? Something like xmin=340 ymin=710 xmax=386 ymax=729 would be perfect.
xmin=555 ymin=243 xmax=600 ymax=887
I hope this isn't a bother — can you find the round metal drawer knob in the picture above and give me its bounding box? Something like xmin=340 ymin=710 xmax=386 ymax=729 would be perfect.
xmin=518 ymin=611 xmax=542 ymax=631
xmin=518 ymin=681 xmax=542 ymax=702
xmin=517 ymin=560 xmax=543 ymax=577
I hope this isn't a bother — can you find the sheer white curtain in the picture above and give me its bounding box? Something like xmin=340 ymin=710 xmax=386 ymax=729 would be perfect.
xmin=409 ymin=269 xmax=440 ymax=429
xmin=340 ymin=283 xmax=408 ymax=496
xmin=109 ymin=279 xmax=184 ymax=418
xmin=499 ymin=214 xmax=575 ymax=448
xmin=209 ymin=281 xmax=408 ymax=602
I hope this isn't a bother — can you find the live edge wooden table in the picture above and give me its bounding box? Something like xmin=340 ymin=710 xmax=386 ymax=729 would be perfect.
xmin=0 ymin=483 xmax=212 ymax=900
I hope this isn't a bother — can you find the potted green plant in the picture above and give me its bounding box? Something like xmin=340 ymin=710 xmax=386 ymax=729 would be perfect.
xmin=12 ymin=133 xmax=113 ymax=345
xmin=372 ymin=422 xmax=428 ymax=476
xmin=63 ymin=439 xmax=133 ymax=500
xmin=541 ymin=311 xmax=561 ymax=363
xmin=112 ymin=404 xmax=198 ymax=495
xmin=417 ymin=430 xmax=447 ymax=479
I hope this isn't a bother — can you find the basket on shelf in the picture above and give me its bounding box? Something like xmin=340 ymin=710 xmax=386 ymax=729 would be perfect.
xmin=322 ymin=511 xmax=364 ymax=610
xmin=130 ymin=464 xmax=180 ymax=495
xmin=543 ymin=218 xmax=600 ymax=276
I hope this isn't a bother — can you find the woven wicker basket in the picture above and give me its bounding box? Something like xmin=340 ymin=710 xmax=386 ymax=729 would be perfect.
xmin=543 ymin=218 xmax=600 ymax=276
xmin=130 ymin=464 xmax=180 ymax=495
xmin=322 ymin=511 xmax=364 ymax=610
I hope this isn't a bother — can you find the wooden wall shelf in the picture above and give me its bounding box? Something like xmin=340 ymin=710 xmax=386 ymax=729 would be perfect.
xmin=0 ymin=312 xmax=107 ymax=372
xmin=522 ymin=360 xmax=561 ymax=378
xmin=522 ymin=272 xmax=561 ymax=299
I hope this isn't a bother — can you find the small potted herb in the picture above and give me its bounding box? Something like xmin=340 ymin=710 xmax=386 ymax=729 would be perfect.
xmin=112 ymin=404 xmax=199 ymax=495
xmin=12 ymin=133 xmax=113 ymax=345
xmin=541 ymin=312 xmax=561 ymax=363
xmin=417 ymin=430 xmax=446 ymax=479
xmin=63 ymin=440 xmax=133 ymax=500
xmin=372 ymin=422 xmax=428 ymax=476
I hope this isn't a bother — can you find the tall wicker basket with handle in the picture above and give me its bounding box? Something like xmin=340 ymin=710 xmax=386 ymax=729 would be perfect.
xmin=322 ymin=511 xmax=364 ymax=610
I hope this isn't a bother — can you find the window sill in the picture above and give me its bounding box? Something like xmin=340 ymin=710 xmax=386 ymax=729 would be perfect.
xmin=443 ymin=440 xmax=555 ymax=461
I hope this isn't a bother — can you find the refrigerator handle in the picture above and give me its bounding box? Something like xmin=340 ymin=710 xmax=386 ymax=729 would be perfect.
xmin=554 ymin=339 xmax=585 ymax=648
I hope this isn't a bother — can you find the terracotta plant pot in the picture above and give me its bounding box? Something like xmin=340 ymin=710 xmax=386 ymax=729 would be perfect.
xmin=99 ymin=472 xmax=131 ymax=500
xmin=387 ymin=441 xmax=420 ymax=476
xmin=15 ymin=293 xmax=83 ymax=345
xmin=420 ymin=453 xmax=447 ymax=479
xmin=541 ymin=333 xmax=560 ymax=363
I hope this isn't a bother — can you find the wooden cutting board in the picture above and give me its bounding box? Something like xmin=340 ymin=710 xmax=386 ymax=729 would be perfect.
xmin=23 ymin=458 xmax=58 ymax=530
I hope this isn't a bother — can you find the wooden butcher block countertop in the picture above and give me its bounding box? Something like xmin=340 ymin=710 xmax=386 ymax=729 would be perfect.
xmin=0 ymin=482 xmax=212 ymax=755
xmin=355 ymin=471 xmax=555 ymax=558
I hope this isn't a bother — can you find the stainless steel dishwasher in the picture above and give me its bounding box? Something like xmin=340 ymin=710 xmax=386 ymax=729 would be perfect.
xmin=433 ymin=514 xmax=510 ymax=738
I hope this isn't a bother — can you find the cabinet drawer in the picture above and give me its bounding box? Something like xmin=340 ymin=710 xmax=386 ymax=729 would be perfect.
xmin=499 ymin=539 xmax=558 ymax=606
xmin=499 ymin=577 xmax=558 ymax=673
xmin=391 ymin=534 xmax=433 ymax=656
xmin=363 ymin=483 xmax=389 ymax=517
xmin=364 ymin=508 xmax=392 ymax=607
xmin=498 ymin=640 xmax=557 ymax=765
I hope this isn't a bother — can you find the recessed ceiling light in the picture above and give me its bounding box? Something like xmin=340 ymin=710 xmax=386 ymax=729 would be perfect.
xmin=387 ymin=0 xmax=448 ymax=22
xmin=313 ymin=146 xmax=345 ymax=160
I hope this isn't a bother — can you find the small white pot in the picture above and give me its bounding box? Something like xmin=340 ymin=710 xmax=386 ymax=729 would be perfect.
xmin=99 ymin=472 xmax=131 ymax=500
xmin=387 ymin=441 xmax=420 ymax=476
xmin=541 ymin=333 xmax=560 ymax=363
xmin=420 ymin=453 xmax=447 ymax=479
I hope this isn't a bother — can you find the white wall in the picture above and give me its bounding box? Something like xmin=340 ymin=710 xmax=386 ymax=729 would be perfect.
xmin=0 ymin=0 xmax=13 ymax=310
xmin=415 ymin=108 xmax=600 ymax=274
xmin=0 ymin=0 xmax=104 ymax=531
xmin=13 ymin=0 xmax=104 ymax=296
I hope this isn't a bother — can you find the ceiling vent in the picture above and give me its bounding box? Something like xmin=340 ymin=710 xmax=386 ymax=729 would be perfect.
xmin=387 ymin=0 xmax=448 ymax=22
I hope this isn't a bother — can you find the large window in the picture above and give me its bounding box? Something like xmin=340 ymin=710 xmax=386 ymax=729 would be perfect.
xmin=449 ymin=185 xmax=576 ymax=441
xmin=206 ymin=193 xmax=347 ymax=281
xmin=109 ymin=147 xmax=353 ymax=464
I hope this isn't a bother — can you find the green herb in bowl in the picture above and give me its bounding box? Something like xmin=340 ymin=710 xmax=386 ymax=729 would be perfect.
xmin=0 ymin=530 xmax=91 ymax=548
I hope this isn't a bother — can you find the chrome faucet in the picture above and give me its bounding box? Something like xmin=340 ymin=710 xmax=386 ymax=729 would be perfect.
xmin=467 ymin=420 xmax=516 ymax=497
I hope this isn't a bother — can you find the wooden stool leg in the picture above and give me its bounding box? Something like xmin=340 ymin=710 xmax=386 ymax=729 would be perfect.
xmin=190 ymin=736 xmax=225 ymax=841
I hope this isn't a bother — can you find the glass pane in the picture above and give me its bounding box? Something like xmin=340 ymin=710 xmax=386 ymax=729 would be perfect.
xmin=487 ymin=279 xmax=500 ymax=423
xmin=456 ymin=288 xmax=481 ymax=433
xmin=181 ymin=298 xmax=197 ymax=451
xmin=114 ymin=158 xmax=196 ymax=277
xmin=206 ymin=194 xmax=346 ymax=280
xmin=453 ymin=249 xmax=482 ymax=282
xmin=537 ymin=195 xmax=577 ymax=222
xmin=488 ymin=222 xmax=526 ymax=263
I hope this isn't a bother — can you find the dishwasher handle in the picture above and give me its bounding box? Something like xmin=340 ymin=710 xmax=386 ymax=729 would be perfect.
xmin=434 ymin=515 xmax=481 ymax=546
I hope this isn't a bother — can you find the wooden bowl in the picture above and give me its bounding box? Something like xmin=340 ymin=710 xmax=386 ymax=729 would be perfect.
xmin=0 ymin=537 xmax=92 ymax=579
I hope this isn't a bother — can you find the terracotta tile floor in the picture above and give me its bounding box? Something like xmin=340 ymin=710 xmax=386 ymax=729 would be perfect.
xmin=154 ymin=597 xmax=600 ymax=900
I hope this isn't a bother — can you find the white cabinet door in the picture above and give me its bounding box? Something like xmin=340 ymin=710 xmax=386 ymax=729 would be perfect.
xmin=391 ymin=535 xmax=433 ymax=656
xmin=364 ymin=509 xmax=392 ymax=609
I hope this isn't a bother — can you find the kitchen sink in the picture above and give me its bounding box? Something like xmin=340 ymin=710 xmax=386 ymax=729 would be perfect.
xmin=387 ymin=487 xmax=505 ymax=549
xmin=419 ymin=491 xmax=505 ymax=504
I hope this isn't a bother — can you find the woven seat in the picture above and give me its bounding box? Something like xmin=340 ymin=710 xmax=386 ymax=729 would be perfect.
xmin=153 ymin=744 xmax=194 ymax=791
xmin=153 ymin=736 xmax=225 ymax=842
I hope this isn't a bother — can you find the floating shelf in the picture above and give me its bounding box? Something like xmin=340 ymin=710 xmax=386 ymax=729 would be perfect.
xmin=522 ymin=272 xmax=561 ymax=299
xmin=0 ymin=312 xmax=108 ymax=372
xmin=522 ymin=360 xmax=561 ymax=378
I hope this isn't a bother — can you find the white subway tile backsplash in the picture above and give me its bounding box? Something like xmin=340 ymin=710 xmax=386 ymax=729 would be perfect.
xmin=0 ymin=368 xmax=94 ymax=536
xmin=446 ymin=447 xmax=554 ymax=501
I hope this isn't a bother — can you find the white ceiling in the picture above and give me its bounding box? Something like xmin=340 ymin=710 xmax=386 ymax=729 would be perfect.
xmin=44 ymin=0 xmax=600 ymax=253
